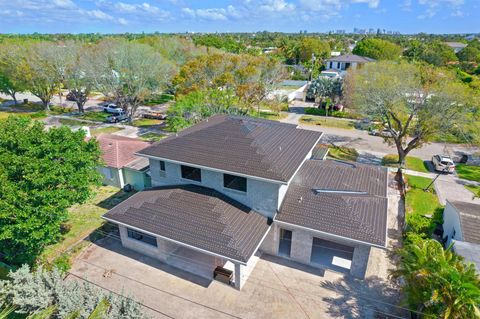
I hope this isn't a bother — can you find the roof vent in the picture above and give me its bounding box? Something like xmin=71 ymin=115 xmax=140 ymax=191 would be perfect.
xmin=314 ymin=189 xmax=367 ymax=195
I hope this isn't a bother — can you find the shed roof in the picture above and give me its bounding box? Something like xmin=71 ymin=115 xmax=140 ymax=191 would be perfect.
xmin=103 ymin=185 xmax=270 ymax=263
xmin=96 ymin=134 xmax=151 ymax=169
xmin=138 ymin=115 xmax=322 ymax=183
xmin=450 ymin=201 xmax=480 ymax=244
xmin=277 ymin=160 xmax=388 ymax=247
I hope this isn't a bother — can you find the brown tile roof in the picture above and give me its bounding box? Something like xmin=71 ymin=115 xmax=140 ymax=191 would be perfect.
xmin=103 ymin=185 xmax=270 ymax=263
xmin=138 ymin=115 xmax=322 ymax=183
xmin=277 ymin=160 xmax=388 ymax=247
xmin=450 ymin=201 xmax=480 ymax=244
xmin=96 ymin=134 xmax=151 ymax=169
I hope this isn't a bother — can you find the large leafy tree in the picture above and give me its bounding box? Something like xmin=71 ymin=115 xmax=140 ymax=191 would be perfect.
xmin=353 ymin=61 xmax=475 ymax=170
xmin=307 ymin=77 xmax=343 ymax=115
xmin=0 ymin=44 xmax=28 ymax=105
xmin=352 ymin=38 xmax=402 ymax=60
xmin=0 ymin=117 xmax=102 ymax=264
xmin=405 ymin=41 xmax=458 ymax=66
xmin=392 ymin=235 xmax=480 ymax=318
xmin=92 ymin=39 xmax=173 ymax=121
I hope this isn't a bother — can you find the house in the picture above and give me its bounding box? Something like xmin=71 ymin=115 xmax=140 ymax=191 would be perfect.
xmin=325 ymin=54 xmax=375 ymax=75
xmin=443 ymin=200 xmax=480 ymax=272
xmin=444 ymin=42 xmax=467 ymax=53
xmin=96 ymin=134 xmax=152 ymax=191
xmin=103 ymin=115 xmax=389 ymax=289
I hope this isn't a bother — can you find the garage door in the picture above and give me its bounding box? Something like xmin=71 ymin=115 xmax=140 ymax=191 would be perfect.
xmin=310 ymin=238 xmax=354 ymax=272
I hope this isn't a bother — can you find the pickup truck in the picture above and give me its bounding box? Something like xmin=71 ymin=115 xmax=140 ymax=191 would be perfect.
xmin=103 ymin=104 xmax=124 ymax=114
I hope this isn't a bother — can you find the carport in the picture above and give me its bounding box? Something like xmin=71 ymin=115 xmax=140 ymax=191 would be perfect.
xmin=310 ymin=238 xmax=354 ymax=273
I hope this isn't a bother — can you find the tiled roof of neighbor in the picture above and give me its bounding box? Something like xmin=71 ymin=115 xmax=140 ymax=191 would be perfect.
xmin=445 ymin=42 xmax=467 ymax=48
xmin=138 ymin=115 xmax=322 ymax=182
xmin=277 ymin=160 xmax=388 ymax=247
xmin=103 ymin=185 xmax=270 ymax=263
xmin=450 ymin=201 xmax=480 ymax=244
xmin=326 ymin=54 xmax=376 ymax=63
xmin=96 ymin=134 xmax=151 ymax=169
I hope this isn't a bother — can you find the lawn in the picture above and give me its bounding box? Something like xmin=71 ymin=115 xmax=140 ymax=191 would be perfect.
xmin=382 ymin=154 xmax=429 ymax=173
xmin=300 ymin=115 xmax=355 ymax=130
xmin=456 ymin=164 xmax=480 ymax=182
xmin=40 ymin=186 xmax=135 ymax=263
xmin=132 ymin=118 xmax=163 ymax=127
xmin=465 ymin=184 xmax=480 ymax=197
xmin=252 ymin=111 xmax=288 ymax=121
xmin=405 ymin=175 xmax=443 ymax=235
xmin=58 ymin=118 xmax=89 ymax=126
xmin=139 ymin=132 xmax=167 ymax=142
xmin=90 ymin=126 xmax=122 ymax=136
xmin=143 ymin=93 xmax=175 ymax=106
xmin=79 ymin=111 xmax=110 ymax=122
xmin=319 ymin=143 xmax=359 ymax=162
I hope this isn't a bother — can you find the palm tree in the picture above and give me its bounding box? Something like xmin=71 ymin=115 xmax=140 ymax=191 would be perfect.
xmin=392 ymin=235 xmax=480 ymax=318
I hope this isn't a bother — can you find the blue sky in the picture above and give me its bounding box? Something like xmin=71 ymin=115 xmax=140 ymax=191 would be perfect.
xmin=0 ymin=0 xmax=478 ymax=34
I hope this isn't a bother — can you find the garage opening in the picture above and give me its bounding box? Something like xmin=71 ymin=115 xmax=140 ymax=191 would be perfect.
xmin=310 ymin=238 xmax=354 ymax=272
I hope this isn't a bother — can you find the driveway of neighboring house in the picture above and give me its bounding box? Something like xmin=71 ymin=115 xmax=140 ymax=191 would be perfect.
xmin=69 ymin=174 xmax=406 ymax=319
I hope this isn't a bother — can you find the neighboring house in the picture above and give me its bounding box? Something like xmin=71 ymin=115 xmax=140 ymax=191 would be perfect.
xmin=443 ymin=200 xmax=480 ymax=273
xmin=325 ymin=54 xmax=375 ymax=76
xmin=269 ymin=80 xmax=308 ymax=102
xmin=444 ymin=42 xmax=467 ymax=53
xmin=103 ymin=115 xmax=389 ymax=289
xmin=96 ymin=134 xmax=152 ymax=191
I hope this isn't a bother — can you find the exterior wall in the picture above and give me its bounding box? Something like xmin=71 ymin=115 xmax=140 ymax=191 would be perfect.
xmin=150 ymin=159 xmax=283 ymax=218
xmin=443 ymin=201 xmax=464 ymax=246
xmin=119 ymin=225 xmax=160 ymax=259
xmin=98 ymin=166 xmax=123 ymax=188
xmin=123 ymin=168 xmax=151 ymax=191
xmin=260 ymin=222 xmax=371 ymax=278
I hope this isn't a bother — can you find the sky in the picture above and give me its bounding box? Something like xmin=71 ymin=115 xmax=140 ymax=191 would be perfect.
xmin=0 ymin=0 xmax=478 ymax=34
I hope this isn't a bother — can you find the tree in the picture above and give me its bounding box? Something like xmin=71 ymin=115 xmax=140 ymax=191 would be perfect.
xmin=0 ymin=44 xmax=28 ymax=105
xmin=352 ymin=38 xmax=402 ymax=60
xmin=391 ymin=234 xmax=480 ymax=318
xmin=0 ymin=265 xmax=146 ymax=318
xmin=0 ymin=117 xmax=102 ymax=264
xmin=307 ymin=77 xmax=342 ymax=115
xmin=298 ymin=37 xmax=331 ymax=63
xmin=457 ymin=46 xmax=480 ymax=63
xmin=353 ymin=61 xmax=474 ymax=171
xmin=92 ymin=39 xmax=173 ymax=121
xmin=405 ymin=41 xmax=458 ymax=67
xmin=63 ymin=43 xmax=96 ymax=113
xmin=22 ymin=43 xmax=64 ymax=110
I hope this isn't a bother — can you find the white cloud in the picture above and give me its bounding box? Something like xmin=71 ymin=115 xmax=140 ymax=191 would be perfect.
xmin=183 ymin=7 xmax=228 ymax=20
xmin=52 ymin=0 xmax=76 ymax=9
xmin=85 ymin=9 xmax=113 ymax=21
xmin=118 ymin=17 xmax=128 ymax=25
xmin=418 ymin=0 xmax=464 ymax=18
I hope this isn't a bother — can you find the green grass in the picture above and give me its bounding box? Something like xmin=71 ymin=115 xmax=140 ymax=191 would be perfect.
xmin=252 ymin=111 xmax=288 ymax=121
xmin=320 ymin=144 xmax=359 ymax=162
xmin=58 ymin=118 xmax=87 ymax=126
xmin=143 ymin=94 xmax=175 ymax=106
xmin=465 ymin=184 xmax=480 ymax=197
xmin=90 ymin=126 xmax=122 ymax=136
xmin=132 ymin=118 xmax=163 ymax=127
xmin=139 ymin=132 xmax=167 ymax=142
xmin=79 ymin=111 xmax=110 ymax=122
xmin=40 ymin=186 xmax=134 ymax=263
xmin=300 ymin=115 xmax=355 ymax=130
xmin=456 ymin=164 xmax=480 ymax=182
xmin=382 ymin=154 xmax=429 ymax=173
xmin=405 ymin=175 xmax=443 ymax=236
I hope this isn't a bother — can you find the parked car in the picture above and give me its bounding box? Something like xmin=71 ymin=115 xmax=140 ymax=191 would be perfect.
xmin=432 ymin=155 xmax=455 ymax=173
xmin=369 ymin=128 xmax=394 ymax=138
xmin=142 ymin=111 xmax=167 ymax=120
xmin=103 ymin=104 xmax=123 ymax=114
xmin=106 ymin=113 xmax=128 ymax=123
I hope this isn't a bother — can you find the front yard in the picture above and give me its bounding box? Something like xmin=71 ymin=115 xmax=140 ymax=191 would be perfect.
xmin=456 ymin=164 xmax=480 ymax=182
xmin=319 ymin=144 xmax=359 ymax=162
xmin=382 ymin=154 xmax=429 ymax=173
xmin=300 ymin=115 xmax=355 ymax=130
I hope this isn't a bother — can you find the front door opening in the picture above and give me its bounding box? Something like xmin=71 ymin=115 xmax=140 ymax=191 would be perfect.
xmin=278 ymin=229 xmax=292 ymax=257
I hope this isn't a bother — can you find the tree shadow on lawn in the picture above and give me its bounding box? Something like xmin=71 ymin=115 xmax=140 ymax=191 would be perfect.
xmin=320 ymin=276 xmax=409 ymax=319
xmin=96 ymin=189 xmax=136 ymax=210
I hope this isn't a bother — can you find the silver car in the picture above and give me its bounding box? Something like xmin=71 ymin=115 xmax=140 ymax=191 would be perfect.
xmin=432 ymin=155 xmax=455 ymax=173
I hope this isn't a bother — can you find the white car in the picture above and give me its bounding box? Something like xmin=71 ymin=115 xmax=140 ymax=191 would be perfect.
xmin=103 ymin=104 xmax=124 ymax=114
xmin=432 ymin=155 xmax=455 ymax=173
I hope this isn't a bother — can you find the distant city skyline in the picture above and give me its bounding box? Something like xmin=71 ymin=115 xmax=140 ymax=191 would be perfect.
xmin=0 ymin=0 xmax=478 ymax=34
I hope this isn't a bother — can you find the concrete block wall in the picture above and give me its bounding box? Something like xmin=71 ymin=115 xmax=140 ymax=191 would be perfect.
xmin=350 ymin=245 xmax=371 ymax=279
xmin=290 ymin=231 xmax=313 ymax=264
xmin=119 ymin=225 xmax=161 ymax=259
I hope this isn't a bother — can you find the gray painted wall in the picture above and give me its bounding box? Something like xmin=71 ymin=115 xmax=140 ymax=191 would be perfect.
xmin=443 ymin=201 xmax=464 ymax=246
xmin=150 ymin=159 xmax=283 ymax=217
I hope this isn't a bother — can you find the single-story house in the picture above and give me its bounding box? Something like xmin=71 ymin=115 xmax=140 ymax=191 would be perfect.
xmin=96 ymin=134 xmax=152 ymax=191
xmin=443 ymin=200 xmax=480 ymax=272
xmin=325 ymin=54 xmax=375 ymax=75
xmin=103 ymin=115 xmax=389 ymax=289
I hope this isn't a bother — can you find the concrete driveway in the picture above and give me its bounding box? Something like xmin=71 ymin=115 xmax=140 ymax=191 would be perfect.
xmin=68 ymin=176 xmax=405 ymax=319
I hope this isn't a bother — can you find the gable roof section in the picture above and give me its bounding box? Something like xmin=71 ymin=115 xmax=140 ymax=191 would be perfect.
xmin=103 ymin=185 xmax=270 ymax=263
xmin=277 ymin=160 xmax=388 ymax=247
xmin=326 ymin=54 xmax=376 ymax=63
xmin=138 ymin=115 xmax=322 ymax=183
xmin=450 ymin=201 xmax=480 ymax=244
xmin=96 ymin=134 xmax=151 ymax=169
